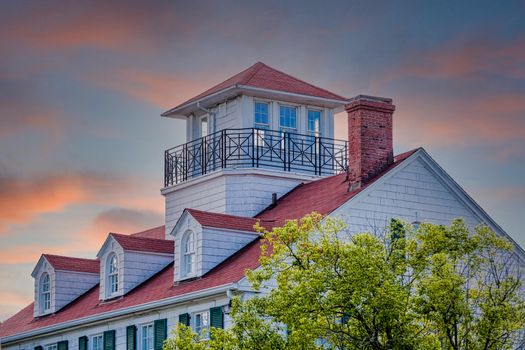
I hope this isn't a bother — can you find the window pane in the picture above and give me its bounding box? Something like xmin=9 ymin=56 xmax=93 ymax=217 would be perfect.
xmin=308 ymin=110 xmax=321 ymax=133
xmin=279 ymin=106 xmax=296 ymax=129
xmin=255 ymin=102 xmax=269 ymax=125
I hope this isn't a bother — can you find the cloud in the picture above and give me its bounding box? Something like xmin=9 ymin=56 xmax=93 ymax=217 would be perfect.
xmin=394 ymin=91 xmax=525 ymax=152
xmin=91 ymin=208 xmax=163 ymax=239
xmin=0 ymin=290 xmax=32 ymax=322
xmin=0 ymin=172 xmax=132 ymax=234
xmin=0 ymin=1 xmax=177 ymax=53
xmin=84 ymin=69 xmax=212 ymax=109
xmin=378 ymin=37 xmax=525 ymax=84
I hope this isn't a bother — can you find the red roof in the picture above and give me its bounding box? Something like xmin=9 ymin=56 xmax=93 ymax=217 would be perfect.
xmin=186 ymin=209 xmax=272 ymax=232
xmin=130 ymin=225 xmax=165 ymax=240
xmin=0 ymin=149 xmax=418 ymax=340
xmin=163 ymin=62 xmax=348 ymax=115
xmin=43 ymin=255 xmax=99 ymax=274
xmin=0 ymin=239 xmax=263 ymax=339
xmin=110 ymin=233 xmax=173 ymax=255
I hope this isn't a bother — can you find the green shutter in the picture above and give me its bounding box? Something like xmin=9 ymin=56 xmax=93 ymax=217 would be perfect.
xmin=178 ymin=313 xmax=190 ymax=326
xmin=104 ymin=330 xmax=116 ymax=350
xmin=210 ymin=307 xmax=224 ymax=329
xmin=154 ymin=319 xmax=167 ymax=350
xmin=126 ymin=325 xmax=137 ymax=350
xmin=57 ymin=340 xmax=68 ymax=350
xmin=35 ymin=346 xmax=44 ymax=350
xmin=79 ymin=336 xmax=88 ymax=350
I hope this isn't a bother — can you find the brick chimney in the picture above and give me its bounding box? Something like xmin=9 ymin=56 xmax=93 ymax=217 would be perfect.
xmin=346 ymin=95 xmax=395 ymax=190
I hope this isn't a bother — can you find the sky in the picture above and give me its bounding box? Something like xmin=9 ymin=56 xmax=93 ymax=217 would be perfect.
xmin=0 ymin=0 xmax=524 ymax=321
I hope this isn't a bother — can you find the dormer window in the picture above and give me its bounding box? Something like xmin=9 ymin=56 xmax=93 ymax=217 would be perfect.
xmin=106 ymin=253 xmax=119 ymax=296
xmin=40 ymin=273 xmax=51 ymax=313
xmin=181 ymin=231 xmax=195 ymax=278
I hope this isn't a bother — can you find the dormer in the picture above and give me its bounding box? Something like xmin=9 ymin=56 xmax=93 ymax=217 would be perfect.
xmin=97 ymin=233 xmax=173 ymax=300
xmin=171 ymin=209 xmax=261 ymax=283
xmin=161 ymin=63 xmax=350 ymax=238
xmin=31 ymin=254 xmax=99 ymax=317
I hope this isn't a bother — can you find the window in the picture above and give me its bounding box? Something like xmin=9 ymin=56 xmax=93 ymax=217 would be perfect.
xmin=201 ymin=117 xmax=208 ymax=138
xmin=106 ymin=253 xmax=119 ymax=296
xmin=91 ymin=334 xmax=103 ymax=350
xmin=307 ymin=109 xmax=321 ymax=135
xmin=46 ymin=345 xmax=57 ymax=350
xmin=254 ymin=102 xmax=269 ymax=127
xmin=279 ymin=105 xmax=297 ymax=130
xmin=140 ymin=323 xmax=154 ymax=350
xmin=181 ymin=231 xmax=195 ymax=277
xmin=193 ymin=310 xmax=210 ymax=338
xmin=40 ymin=273 xmax=51 ymax=313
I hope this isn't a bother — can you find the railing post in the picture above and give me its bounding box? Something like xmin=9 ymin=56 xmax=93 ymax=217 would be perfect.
xmin=251 ymin=128 xmax=255 ymax=168
xmin=314 ymin=137 xmax=318 ymax=175
xmin=318 ymin=137 xmax=322 ymax=175
xmin=164 ymin=150 xmax=168 ymax=187
xmin=222 ymin=129 xmax=226 ymax=169
xmin=283 ymin=132 xmax=287 ymax=171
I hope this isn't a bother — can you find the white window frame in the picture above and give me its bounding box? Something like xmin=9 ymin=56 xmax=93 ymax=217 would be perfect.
xmin=90 ymin=334 xmax=103 ymax=350
xmin=181 ymin=231 xmax=195 ymax=278
xmin=45 ymin=344 xmax=57 ymax=350
xmin=193 ymin=310 xmax=210 ymax=339
xmin=307 ymin=109 xmax=322 ymax=136
xmin=200 ymin=116 xmax=208 ymax=138
xmin=40 ymin=272 xmax=51 ymax=313
xmin=254 ymin=101 xmax=271 ymax=148
xmin=279 ymin=104 xmax=298 ymax=131
xmin=254 ymin=101 xmax=270 ymax=128
xmin=139 ymin=323 xmax=154 ymax=350
xmin=106 ymin=253 xmax=119 ymax=297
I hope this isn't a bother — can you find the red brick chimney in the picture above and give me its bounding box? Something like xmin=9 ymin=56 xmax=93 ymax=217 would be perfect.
xmin=345 ymin=95 xmax=395 ymax=190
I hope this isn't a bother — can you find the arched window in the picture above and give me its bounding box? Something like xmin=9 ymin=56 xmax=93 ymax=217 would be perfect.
xmin=106 ymin=253 xmax=119 ymax=295
xmin=40 ymin=273 xmax=50 ymax=313
xmin=181 ymin=231 xmax=195 ymax=277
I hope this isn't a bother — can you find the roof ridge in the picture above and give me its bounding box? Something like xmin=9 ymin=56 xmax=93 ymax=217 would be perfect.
xmin=186 ymin=208 xmax=257 ymax=220
xmin=242 ymin=61 xmax=266 ymax=85
xmin=249 ymin=63 xmax=348 ymax=101
xmin=43 ymin=254 xmax=97 ymax=262
xmin=110 ymin=232 xmax=168 ymax=242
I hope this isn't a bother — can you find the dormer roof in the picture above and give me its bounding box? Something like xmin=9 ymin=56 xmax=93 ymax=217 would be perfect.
xmin=42 ymin=254 xmax=99 ymax=274
xmin=31 ymin=254 xmax=99 ymax=277
xmin=184 ymin=208 xmax=273 ymax=232
xmin=129 ymin=225 xmax=165 ymax=240
xmin=108 ymin=233 xmax=173 ymax=255
xmin=162 ymin=62 xmax=349 ymax=118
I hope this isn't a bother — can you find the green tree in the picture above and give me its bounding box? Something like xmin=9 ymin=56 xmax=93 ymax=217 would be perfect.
xmin=164 ymin=214 xmax=525 ymax=350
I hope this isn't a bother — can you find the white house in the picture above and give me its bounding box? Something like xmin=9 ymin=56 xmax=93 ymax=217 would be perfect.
xmin=1 ymin=62 xmax=523 ymax=350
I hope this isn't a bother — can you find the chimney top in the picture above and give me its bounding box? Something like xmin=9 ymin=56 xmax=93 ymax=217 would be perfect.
xmin=346 ymin=95 xmax=395 ymax=188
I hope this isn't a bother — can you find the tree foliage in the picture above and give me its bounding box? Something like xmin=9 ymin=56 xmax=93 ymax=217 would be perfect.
xmin=164 ymin=213 xmax=525 ymax=350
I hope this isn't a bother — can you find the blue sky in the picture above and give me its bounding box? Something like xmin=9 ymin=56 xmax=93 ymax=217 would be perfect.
xmin=0 ymin=0 xmax=524 ymax=320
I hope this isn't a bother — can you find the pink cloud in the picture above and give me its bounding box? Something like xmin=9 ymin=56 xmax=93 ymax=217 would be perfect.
xmin=0 ymin=172 xmax=163 ymax=235
xmin=378 ymin=37 xmax=525 ymax=84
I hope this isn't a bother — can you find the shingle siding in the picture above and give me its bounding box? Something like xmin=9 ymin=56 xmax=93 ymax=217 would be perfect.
xmin=335 ymin=157 xmax=481 ymax=234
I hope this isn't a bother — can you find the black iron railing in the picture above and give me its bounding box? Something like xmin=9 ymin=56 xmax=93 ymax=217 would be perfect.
xmin=164 ymin=128 xmax=348 ymax=187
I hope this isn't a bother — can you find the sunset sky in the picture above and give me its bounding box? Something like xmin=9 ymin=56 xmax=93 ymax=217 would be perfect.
xmin=1 ymin=0 xmax=524 ymax=321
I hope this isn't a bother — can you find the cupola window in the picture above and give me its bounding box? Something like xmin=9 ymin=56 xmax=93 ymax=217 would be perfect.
xmin=307 ymin=109 xmax=321 ymax=135
xmin=279 ymin=105 xmax=297 ymax=130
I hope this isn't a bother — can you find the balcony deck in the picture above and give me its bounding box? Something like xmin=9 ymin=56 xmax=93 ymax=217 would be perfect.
xmin=164 ymin=128 xmax=348 ymax=187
